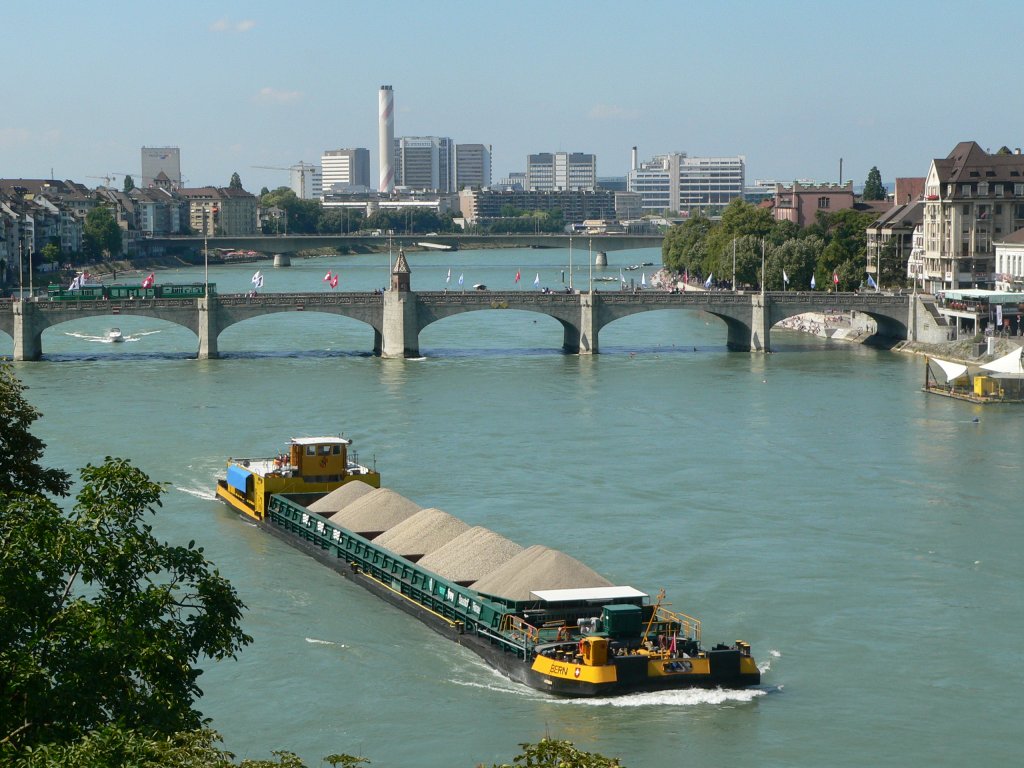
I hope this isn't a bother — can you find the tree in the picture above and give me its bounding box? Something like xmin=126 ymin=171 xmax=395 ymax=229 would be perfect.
xmin=123 ymin=175 xmax=136 ymax=193
xmin=0 ymin=364 xmax=71 ymax=497
xmin=662 ymin=215 xmax=713 ymax=273
xmin=0 ymin=460 xmax=252 ymax=749
xmin=40 ymin=241 xmax=61 ymax=266
xmin=863 ymin=166 xmax=886 ymax=201
xmin=491 ymin=739 xmax=623 ymax=768
xmin=82 ymin=206 xmax=122 ymax=261
xmin=229 ymin=172 xmax=243 ymax=191
xmin=0 ymin=366 xmax=251 ymax=751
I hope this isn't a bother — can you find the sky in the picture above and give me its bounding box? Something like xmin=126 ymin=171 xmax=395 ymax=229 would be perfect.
xmin=3 ymin=0 xmax=1021 ymax=194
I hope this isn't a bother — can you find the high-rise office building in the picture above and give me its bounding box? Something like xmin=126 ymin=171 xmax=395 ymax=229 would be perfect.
xmin=526 ymin=152 xmax=597 ymax=191
xmin=141 ymin=146 xmax=181 ymax=189
xmin=454 ymin=143 xmax=492 ymax=189
xmin=321 ymin=149 xmax=370 ymax=196
xmin=394 ymin=136 xmax=454 ymax=192
xmin=627 ymin=153 xmax=745 ymax=213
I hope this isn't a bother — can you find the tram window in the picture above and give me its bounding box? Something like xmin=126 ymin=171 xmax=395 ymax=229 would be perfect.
xmin=319 ymin=445 xmax=330 ymax=455
xmin=306 ymin=446 xmax=315 ymax=456
xmin=332 ymin=445 xmax=341 ymax=454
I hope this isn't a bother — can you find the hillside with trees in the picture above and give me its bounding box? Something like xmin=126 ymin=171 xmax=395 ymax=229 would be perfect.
xmin=662 ymin=198 xmax=884 ymax=291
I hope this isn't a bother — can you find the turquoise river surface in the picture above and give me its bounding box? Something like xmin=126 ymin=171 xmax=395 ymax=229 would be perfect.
xmin=5 ymin=247 xmax=1021 ymax=767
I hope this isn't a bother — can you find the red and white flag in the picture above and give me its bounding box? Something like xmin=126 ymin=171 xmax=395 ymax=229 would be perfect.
xmin=141 ymin=273 xmax=155 ymax=288
xmin=515 ymin=270 xmax=521 ymax=283
xmin=323 ymin=271 xmax=332 ymax=282
xmin=329 ymin=274 xmax=339 ymax=289
xmin=833 ymin=272 xmax=839 ymax=286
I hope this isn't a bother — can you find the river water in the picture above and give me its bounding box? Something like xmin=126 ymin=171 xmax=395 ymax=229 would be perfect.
xmin=5 ymin=247 xmax=1021 ymax=767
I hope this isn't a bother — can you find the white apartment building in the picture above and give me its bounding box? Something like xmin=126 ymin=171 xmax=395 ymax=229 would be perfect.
xmin=289 ymin=163 xmax=322 ymax=200
xmin=526 ymin=152 xmax=596 ymax=191
xmin=627 ymin=153 xmax=745 ymax=214
xmin=321 ymin=149 xmax=370 ymax=197
xmin=394 ymin=137 xmax=454 ymax=193
xmin=922 ymin=141 xmax=1024 ymax=291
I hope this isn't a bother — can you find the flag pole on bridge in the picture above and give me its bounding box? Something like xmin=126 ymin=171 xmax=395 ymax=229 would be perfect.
xmin=760 ymin=239 xmax=766 ymax=297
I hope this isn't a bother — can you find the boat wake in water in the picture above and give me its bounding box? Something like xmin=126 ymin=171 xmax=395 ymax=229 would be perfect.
xmin=305 ymin=637 xmax=347 ymax=647
xmin=175 ymin=485 xmax=217 ymax=501
xmin=565 ymin=686 xmax=770 ymax=708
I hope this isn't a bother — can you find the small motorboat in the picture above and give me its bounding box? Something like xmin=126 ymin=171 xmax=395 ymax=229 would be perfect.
xmin=108 ymin=328 xmax=124 ymax=343
xmin=473 ymin=284 xmax=487 ymax=291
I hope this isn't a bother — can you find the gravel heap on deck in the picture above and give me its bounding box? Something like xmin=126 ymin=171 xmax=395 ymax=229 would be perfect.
xmin=307 ymin=480 xmax=376 ymax=515
xmin=470 ymin=545 xmax=613 ymax=602
xmin=418 ymin=526 xmax=524 ymax=583
xmin=327 ymin=488 xmax=421 ymax=536
xmin=374 ymin=507 xmax=470 ymax=558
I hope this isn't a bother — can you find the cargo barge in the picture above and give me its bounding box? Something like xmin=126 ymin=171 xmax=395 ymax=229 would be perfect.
xmin=216 ymin=435 xmax=760 ymax=696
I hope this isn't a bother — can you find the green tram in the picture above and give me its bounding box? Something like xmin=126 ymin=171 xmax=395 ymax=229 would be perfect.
xmin=46 ymin=283 xmax=214 ymax=301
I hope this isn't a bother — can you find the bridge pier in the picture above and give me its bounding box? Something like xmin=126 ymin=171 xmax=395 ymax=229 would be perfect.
xmin=12 ymin=302 xmax=43 ymax=361
xmin=749 ymin=296 xmax=770 ymax=352
xmin=198 ymin=298 xmax=219 ymax=359
xmin=577 ymin=292 xmax=598 ymax=354
xmin=382 ymin=291 xmax=419 ymax=358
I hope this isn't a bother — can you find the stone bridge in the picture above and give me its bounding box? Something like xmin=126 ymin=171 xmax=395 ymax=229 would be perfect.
xmin=0 ymin=289 xmax=919 ymax=361
xmin=144 ymin=232 xmax=664 ymax=256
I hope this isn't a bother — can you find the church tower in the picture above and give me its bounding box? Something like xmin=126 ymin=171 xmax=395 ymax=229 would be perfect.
xmin=391 ymin=248 xmax=411 ymax=292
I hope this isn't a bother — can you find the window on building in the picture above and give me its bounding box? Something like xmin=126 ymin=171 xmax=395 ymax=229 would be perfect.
xmin=978 ymin=182 xmax=989 ymax=196
xmin=817 ymin=197 xmax=830 ymax=209
xmin=1015 ymin=183 xmax=1024 ymax=196
xmin=995 ymin=184 xmax=1004 ymax=197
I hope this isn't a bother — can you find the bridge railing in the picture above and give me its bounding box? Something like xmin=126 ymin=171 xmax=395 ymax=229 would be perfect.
xmin=215 ymin=292 xmax=382 ymax=306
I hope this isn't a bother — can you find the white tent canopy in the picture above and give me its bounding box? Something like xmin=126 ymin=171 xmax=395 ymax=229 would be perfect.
xmin=929 ymin=357 xmax=969 ymax=383
xmin=980 ymin=346 xmax=1024 ymax=377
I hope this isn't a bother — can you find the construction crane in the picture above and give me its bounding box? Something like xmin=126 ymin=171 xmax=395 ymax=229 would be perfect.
xmin=252 ymin=162 xmax=319 ymax=197
xmin=86 ymin=172 xmax=141 ymax=189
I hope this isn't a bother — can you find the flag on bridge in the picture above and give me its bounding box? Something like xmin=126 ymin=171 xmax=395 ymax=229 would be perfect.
xmin=330 ymin=274 xmax=338 ymax=289
xmin=833 ymin=272 xmax=839 ymax=287
xmin=515 ymin=270 xmax=521 ymax=283
xmin=458 ymin=273 xmax=464 ymax=287
xmin=446 ymin=268 xmax=451 ymax=284
xmin=69 ymin=275 xmax=82 ymax=290
xmin=620 ymin=269 xmax=626 ymax=286
xmin=323 ymin=271 xmax=332 ymax=283
xmin=252 ymin=270 xmax=263 ymax=289
xmin=811 ymin=274 xmax=817 ymax=289
xmin=783 ymin=269 xmax=789 ymax=287
xmin=641 ymin=272 xmax=647 ymax=287
xmin=82 ymin=271 xmax=92 ymax=283
xmin=141 ymin=273 xmax=155 ymax=289
xmin=867 ymin=274 xmax=878 ymax=290
xmin=534 ymin=273 xmax=541 ymax=288
xmin=704 ymin=273 xmax=714 ymax=289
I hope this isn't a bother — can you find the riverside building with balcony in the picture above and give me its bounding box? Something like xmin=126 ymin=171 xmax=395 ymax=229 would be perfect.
xmin=922 ymin=141 xmax=1024 ymax=292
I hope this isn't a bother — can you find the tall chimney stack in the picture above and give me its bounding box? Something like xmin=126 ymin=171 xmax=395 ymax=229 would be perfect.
xmin=631 ymin=146 xmax=638 ymax=171
xmin=378 ymin=85 xmax=395 ymax=193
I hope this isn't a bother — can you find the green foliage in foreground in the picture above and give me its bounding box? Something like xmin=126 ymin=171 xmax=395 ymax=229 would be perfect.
xmin=489 ymin=738 xmax=623 ymax=768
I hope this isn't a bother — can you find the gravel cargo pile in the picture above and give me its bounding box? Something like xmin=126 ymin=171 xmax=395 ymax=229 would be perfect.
xmin=328 ymin=488 xmax=421 ymax=536
xmin=307 ymin=480 xmax=375 ymax=514
xmin=418 ymin=526 xmax=524 ymax=583
xmin=374 ymin=507 xmax=469 ymax=558
xmin=471 ymin=545 xmax=612 ymax=601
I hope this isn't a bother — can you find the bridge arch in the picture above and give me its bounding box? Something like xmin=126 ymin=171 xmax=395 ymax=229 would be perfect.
xmin=213 ymin=306 xmax=382 ymax=355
